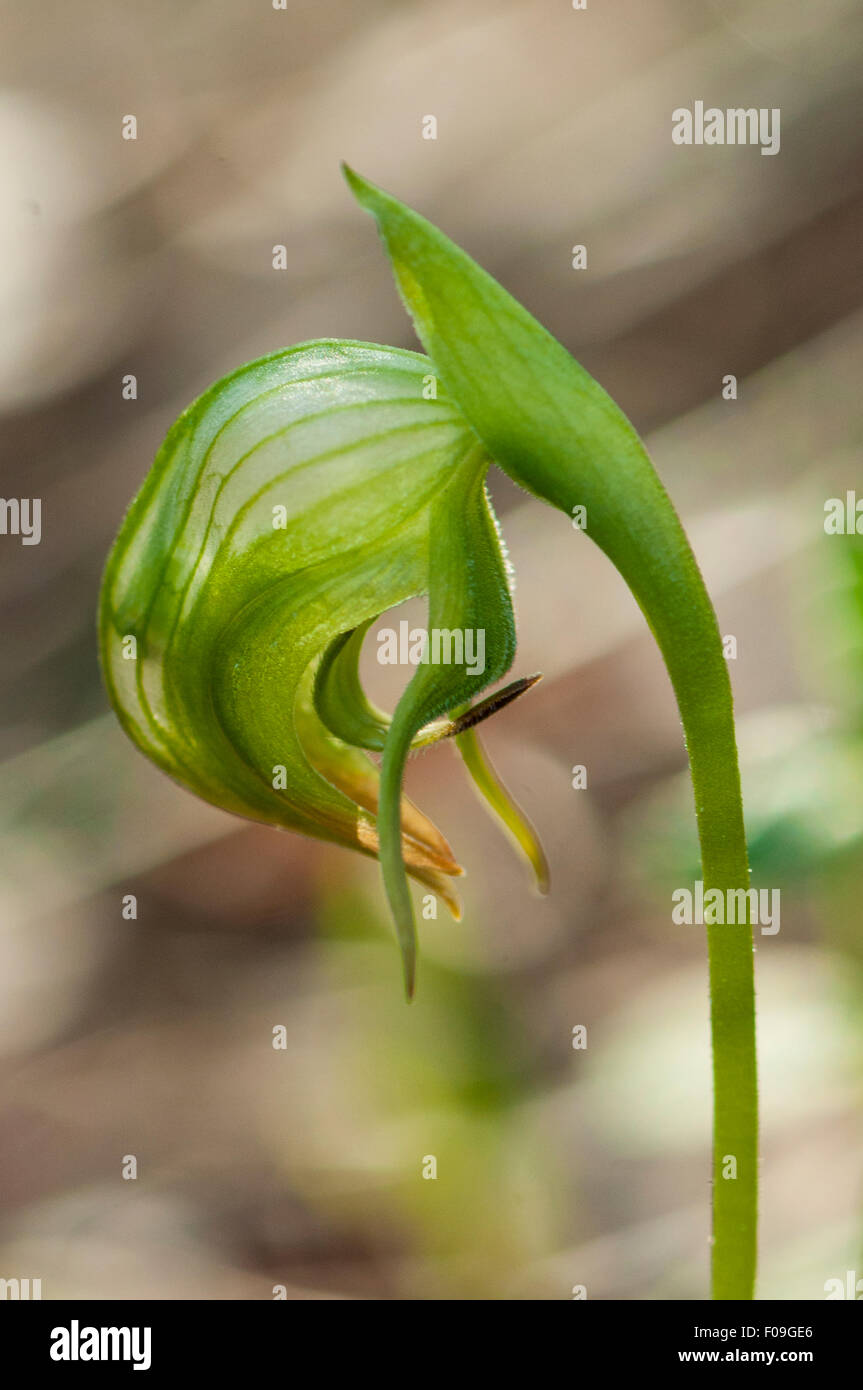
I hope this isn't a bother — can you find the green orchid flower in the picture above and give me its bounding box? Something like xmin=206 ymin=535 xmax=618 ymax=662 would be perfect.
xmin=99 ymin=337 xmax=546 ymax=975
xmin=99 ymin=167 xmax=757 ymax=1300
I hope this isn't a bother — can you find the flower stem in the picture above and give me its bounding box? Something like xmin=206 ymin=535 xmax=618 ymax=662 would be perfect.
xmin=667 ymin=639 xmax=757 ymax=1299
xmin=708 ymin=912 xmax=758 ymax=1299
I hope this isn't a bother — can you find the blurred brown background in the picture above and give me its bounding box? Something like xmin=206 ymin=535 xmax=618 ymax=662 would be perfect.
xmin=1 ymin=0 xmax=862 ymax=1299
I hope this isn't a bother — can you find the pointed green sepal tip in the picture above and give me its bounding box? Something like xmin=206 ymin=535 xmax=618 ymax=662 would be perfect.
xmin=340 ymin=161 xmax=366 ymax=199
xmin=341 ymin=162 xmax=387 ymax=216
